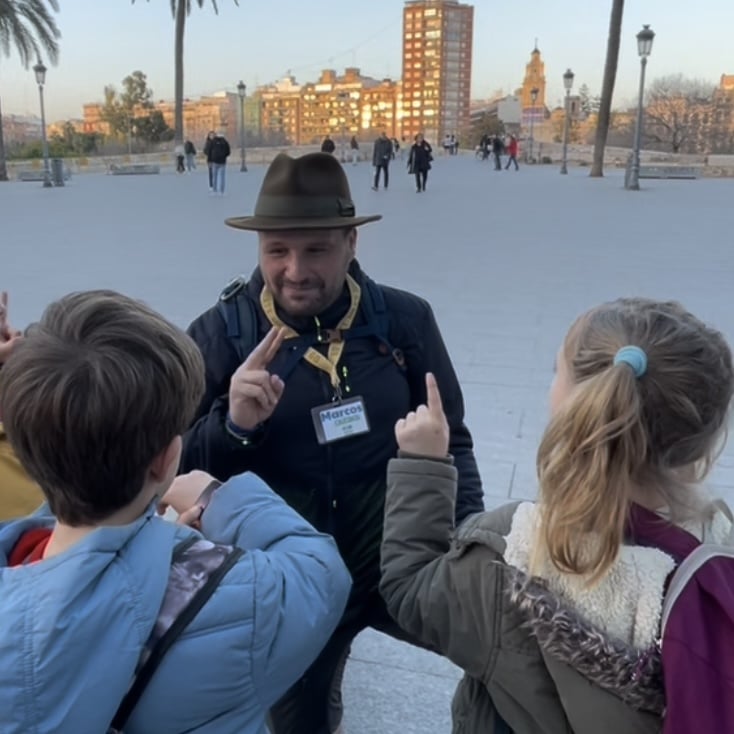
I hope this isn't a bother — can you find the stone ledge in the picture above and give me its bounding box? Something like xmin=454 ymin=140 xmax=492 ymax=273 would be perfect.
xmin=108 ymin=164 xmax=161 ymax=175
xmin=638 ymin=165 xmax=700 ymax=180
xmin=16 ymin=170 xmax=47 ymax=182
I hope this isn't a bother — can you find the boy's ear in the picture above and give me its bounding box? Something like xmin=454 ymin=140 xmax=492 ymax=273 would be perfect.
xmin=148 ymin=436 xmax=182 ymax=483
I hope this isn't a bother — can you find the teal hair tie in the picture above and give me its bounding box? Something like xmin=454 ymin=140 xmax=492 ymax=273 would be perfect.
xmin=613 ymin=346 xmax=648 ymax=378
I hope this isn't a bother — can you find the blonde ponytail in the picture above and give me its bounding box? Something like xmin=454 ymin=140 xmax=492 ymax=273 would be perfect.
xmin=536 ymin=364 xmax=649 ymax=584
xmin=533 ymin=298 xmax=734 ymax=585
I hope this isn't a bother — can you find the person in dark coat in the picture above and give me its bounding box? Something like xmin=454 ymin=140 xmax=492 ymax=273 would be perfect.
xmin=321 ymin=135 xmax=336 ymax=154
xmin=492 ymin=135 xmax=505 ymax=171
xmin=182 ymin=152 xmax=484 ymax=734
xmin=184 ymin=139 xmax=197 ymax=172
xmin=349 ymin=135 xmax=359 ymax=165
xmin=208 ymin=132 xmax=231 ymax=195
xmin=203 ymin=131 xmax=216 ymax=191
xmin=408 ymin=133 xmax=433 ymax=192
xmin=479 ymin=133 xmax=490 ymax=160
xmin=371 ymin=131 xmax=393 ymax=190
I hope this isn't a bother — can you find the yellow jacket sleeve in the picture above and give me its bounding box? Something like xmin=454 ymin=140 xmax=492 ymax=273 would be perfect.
xmin=0 ymin=425 xmax=44 ymax=520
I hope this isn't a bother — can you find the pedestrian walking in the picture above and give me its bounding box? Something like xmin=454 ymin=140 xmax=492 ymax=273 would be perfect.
xmin=505 ymin=135 xmax=520 ymax=171
xmin=208 ymin=132 xmax=230 ymax=195
xmin=174 ymin=143 xmax=186 ymax=174
xmin=371 ymin=131 xmax=392 ymax=190
xmin=184 ymin=139 xmax=197 ymax=172
xmin=408 ymin=133 xmax=433 ymax=192
xmin=203 ymin=131 xmax=216 ymax=191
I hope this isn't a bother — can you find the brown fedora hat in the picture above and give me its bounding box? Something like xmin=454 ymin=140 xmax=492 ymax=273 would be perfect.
xmin=225 ymin=152 xmax=382 ymax=231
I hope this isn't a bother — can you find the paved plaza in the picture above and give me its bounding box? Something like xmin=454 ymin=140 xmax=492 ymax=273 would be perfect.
xmin=2 ymin=156 xmax=734 ymax=732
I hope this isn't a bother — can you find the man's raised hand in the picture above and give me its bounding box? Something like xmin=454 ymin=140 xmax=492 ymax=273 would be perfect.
xmin=228 ymin=327 xmax=286 ymax=431
xmin=395 ymin=372 xmax=450 ymax=459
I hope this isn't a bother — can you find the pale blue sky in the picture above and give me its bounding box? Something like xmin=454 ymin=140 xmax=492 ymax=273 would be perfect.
xmin=1 ymin=0 xmax=732 ymax=121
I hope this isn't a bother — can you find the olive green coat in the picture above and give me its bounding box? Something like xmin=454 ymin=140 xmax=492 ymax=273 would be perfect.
xmin=380 ymin=457 xmax=661 ymax=734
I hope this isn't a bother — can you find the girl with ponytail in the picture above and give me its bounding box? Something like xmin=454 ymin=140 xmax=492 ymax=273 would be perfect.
xmin=381 ymin=298 xmax=734 ymax=734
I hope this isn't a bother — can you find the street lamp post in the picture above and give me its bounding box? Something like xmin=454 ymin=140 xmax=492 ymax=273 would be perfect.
xmin=529 ymin=87 xmax=539 ymax=163
xmin=627 ymin=24 xmax=655 ymax=191
xmin=560 ymin=68 xmax=575 ymax=175
xmin=237 ymin=80 xmax=247 ymax=172
xmin=32 ymin=60 xmax=52 ymax=188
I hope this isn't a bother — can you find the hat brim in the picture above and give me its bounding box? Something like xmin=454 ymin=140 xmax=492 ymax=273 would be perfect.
xmin=225 ymin=214 xmax=382 ymax=231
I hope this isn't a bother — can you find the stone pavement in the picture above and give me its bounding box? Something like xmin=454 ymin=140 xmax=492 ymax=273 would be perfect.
xmin=2 ymin=157 xmax=733 ymax=732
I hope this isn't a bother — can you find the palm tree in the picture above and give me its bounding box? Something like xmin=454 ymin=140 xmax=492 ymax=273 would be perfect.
xmin=0 ymin=0 xmax=61 ymax=182
xmin=133 ymin=0 xmax=238 ymax=145
xmin=590 ymin=0 xmax=625 ymax=177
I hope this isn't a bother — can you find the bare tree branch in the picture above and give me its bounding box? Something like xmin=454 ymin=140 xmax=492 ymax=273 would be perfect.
xmin=644 ymin=74 xmax=715 ymax=153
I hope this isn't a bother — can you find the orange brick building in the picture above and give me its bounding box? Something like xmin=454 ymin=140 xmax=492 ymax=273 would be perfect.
xmin=401 ymin=0 xmax=474 ymax=143
xmin=259 ymin=68 xmax=400 ymax=146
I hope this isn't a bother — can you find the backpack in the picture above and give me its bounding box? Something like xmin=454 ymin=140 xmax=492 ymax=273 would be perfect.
xmin=657 ymin=502 xmax=734 ymax=734
xmin=107 ymin=536 xmax=242 ymax=733
xmin=216 ymin=276 xmax=407 ymax=381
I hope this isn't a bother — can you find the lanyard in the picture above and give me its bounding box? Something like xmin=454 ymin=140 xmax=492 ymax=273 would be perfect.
xmin=260 ymin=274 xmax=362 ymax=396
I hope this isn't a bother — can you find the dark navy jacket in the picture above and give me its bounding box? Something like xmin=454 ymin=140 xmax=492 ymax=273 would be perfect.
xmin=182 ymin=261 xmax=484 ymax=592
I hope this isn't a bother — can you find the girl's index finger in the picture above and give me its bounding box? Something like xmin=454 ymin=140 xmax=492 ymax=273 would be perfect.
xmin=425 ymin=372 xmax=444 ymax=414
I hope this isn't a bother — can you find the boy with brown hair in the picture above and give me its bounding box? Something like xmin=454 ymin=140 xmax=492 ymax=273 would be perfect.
xmin=0 ymin=290 xmax=350 ymax=733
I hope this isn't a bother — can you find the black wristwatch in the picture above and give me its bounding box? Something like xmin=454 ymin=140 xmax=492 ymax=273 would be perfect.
xmin=192 ymin=479 xmax=222 ymax=527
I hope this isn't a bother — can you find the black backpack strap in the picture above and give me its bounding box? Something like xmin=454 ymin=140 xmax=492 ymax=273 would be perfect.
xmin=360 ymin=278 xmax=390 ymax=345
xmin=216 ymin=277 xmax=258 ymax=363
xmin=358 ymin=278 xmax=406 ymax=371
xmin=108 ymin=538 xmax=243 ymax=733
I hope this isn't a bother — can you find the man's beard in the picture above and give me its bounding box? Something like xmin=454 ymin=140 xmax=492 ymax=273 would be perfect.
xmin=274 ymin=278 xmax=331 ymax=317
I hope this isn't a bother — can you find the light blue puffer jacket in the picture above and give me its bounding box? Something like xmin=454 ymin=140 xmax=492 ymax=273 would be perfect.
xmin=0 ymin=473 xmax=351 ymax=733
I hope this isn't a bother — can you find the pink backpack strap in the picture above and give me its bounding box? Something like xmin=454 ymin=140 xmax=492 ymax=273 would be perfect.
xmin=626 ymin=503 xmax=700 ymax=564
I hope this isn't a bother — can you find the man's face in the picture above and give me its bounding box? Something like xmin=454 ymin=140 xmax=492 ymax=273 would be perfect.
xmin=258 ymin=228 xmax=357 ymax=318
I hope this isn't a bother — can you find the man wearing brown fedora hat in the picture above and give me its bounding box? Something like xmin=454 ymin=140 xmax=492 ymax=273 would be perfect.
xmin=181 ymin=152 xmax=483 ymax=733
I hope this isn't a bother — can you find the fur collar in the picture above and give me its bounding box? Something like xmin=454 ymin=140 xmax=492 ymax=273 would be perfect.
xmin=505 ymin=502 xmax=675 ymax=649
xmin=507 ymin=567 xmax=665 ymax=714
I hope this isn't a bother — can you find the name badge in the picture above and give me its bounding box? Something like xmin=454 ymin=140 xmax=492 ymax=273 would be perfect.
xmin=311 ymin=397 xmax=370 ymax=445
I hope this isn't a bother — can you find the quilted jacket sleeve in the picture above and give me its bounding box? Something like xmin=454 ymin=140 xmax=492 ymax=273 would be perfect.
xmin=379 ymin=457 xmax=508 ymax=679
xmin=200 ymin=474 xmax=352 ymax=706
